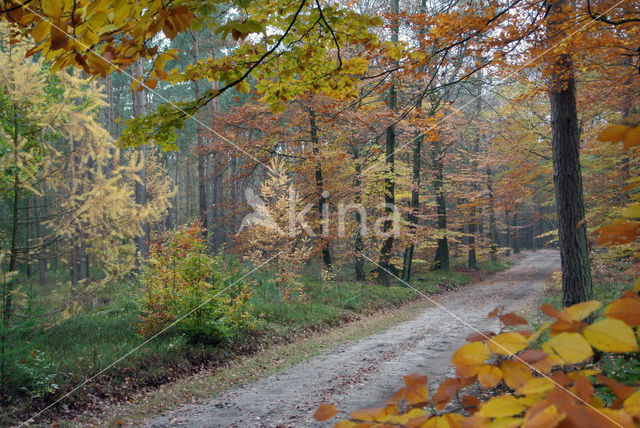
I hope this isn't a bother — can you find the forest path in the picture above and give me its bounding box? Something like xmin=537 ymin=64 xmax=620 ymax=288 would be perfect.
xmin=140 ymin=250 xmax=560 ymax=428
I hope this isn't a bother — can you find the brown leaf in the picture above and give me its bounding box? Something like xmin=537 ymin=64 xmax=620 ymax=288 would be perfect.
xmin=466 ymin=331 xmax=495 ymax=342
xmin=50 ymin=25 xmax=68 ymax=50
xmin=500 ymin=312 xmax=528 ymax=326
xmin=431 ymin=377 xmax=461 ymax=410
xmin=313 ymin=403 xmax=338 ymax=421
xmin=461 ymin=395 xmax=482 ymax=414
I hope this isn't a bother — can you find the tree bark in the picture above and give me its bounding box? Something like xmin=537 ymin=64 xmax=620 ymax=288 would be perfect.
xmin=431 ymin=141 xmax=449 ymax=271
xmin=377 ymin=0 xmax=399 ymax=286
xmin=193 ymin=32 xmax=209 ymax=235
xmin=547 ymin=0 xmax=592 ymax=306
xmin=33 ymin=198 xmax=46 ymax=285
xmin=486 ymin=167 xmax=498 ymax=262
xmin=309 ymin=107 xmax=332 ymax=268
xmin=402 ymin=132 xmax=422 ymax=281
xmin=132 ymin=62 xmax=149 ymax=258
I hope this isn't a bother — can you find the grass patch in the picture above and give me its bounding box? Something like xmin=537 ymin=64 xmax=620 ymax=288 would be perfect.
xmin=2 ymin=257 xmax=509 ymax=425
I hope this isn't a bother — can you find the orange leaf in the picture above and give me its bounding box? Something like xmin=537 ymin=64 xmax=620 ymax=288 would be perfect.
xmin=461 ymin=395 xmax=482 ymax=414
xmin=604 ymin=298 xmax=640 ymax=326
xmin=477 ymin=365 xmax=502 ymax=388
xmin=597 ymin=124 xmax=630 ymax=143
xmin=571 ymin=376 xmax=594 ymax=402
xmin=596 ymin=374 xmax=636 ymax=400
xmin=597 ymin=221 xmax=640 ymax=247
xmin=350 ymin=407 xmax=387 ymax=422
xmin=385 ymin=387 xmax=405 ymax=405
xmin=488 ymin=307 xmax=500 ymax=318
xmin=431 ymin=378 xmax=461 ymax=410
xmin=313 ymin=403 xmax=338 ymax=421
xmin=500 ymin=312 xmax=528 ymax=326
xmin=501 ymin=360 xmax=532 ymax=390
xmin=623 ymin=125 xmax=640 ymax=149
xmin=404 ymin=373 xmax=428 ymax=405
xmin=466 ymin=331 xmax=495 ymax=342
xmin=524 ymin=403 xmax=565 ymax=428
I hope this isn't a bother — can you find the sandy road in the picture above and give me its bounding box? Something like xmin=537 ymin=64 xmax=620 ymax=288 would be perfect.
xmin=141 ymin=250 xmax=560 ymax=428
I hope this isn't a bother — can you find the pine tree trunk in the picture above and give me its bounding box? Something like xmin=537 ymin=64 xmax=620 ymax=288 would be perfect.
xmin=34 ymin=199 xmax=46 ymax=285
xmin=547 ymin=0 xmax=592 ymax=306
xmin=132 ymin=62 xmax=149 ymax=258
xmin=377 ymin=0 xmax=399 ymax=286
xmin=193 ymin=32 xmax=209 ymax=236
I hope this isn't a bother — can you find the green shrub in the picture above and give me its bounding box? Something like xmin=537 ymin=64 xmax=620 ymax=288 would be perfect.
xmin=138 ymin=223 xmax=254 ymax=343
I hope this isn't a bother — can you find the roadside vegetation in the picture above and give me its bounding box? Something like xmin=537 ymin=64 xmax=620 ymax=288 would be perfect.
xmin=1 ymin=227 xmax=510 ymax=424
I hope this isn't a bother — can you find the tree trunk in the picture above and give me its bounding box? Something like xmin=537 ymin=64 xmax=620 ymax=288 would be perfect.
xmin=193 ymin=32 xmax=209 ymax=235
xmin=431 ymin=142 xmax=449 ymax=271
xmin=377 ymin=0 xmax=399 ymax=286
xmin=353 ymin=150 xmax=365 ymax=281
xmin=25 ymin=202 xmax=31 ymax=278
xmin=486 ymin=167 xmax=498 ymax=262
xmin=547 ymin=0 xmax=592 ymax=306
xmin=309 ymin=107 xmax=332 ymax=268
xmin=132 ymin=62 xmax=149 ymax=258
xmin=34 ymin=199 xmax=46 ymax=285
xmin=402 ymin=133 xmax=422 ymax=282
xmin=209 ymin=44 xmax=225 ymax=251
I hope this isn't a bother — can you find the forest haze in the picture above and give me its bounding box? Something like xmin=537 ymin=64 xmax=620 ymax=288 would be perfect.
xmin=0 ymin=0 xmax=639 ymax=426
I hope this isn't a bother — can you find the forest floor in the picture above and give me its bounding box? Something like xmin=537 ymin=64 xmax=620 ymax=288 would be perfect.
xmin=122 ymin=250 xmax=560 ymax=427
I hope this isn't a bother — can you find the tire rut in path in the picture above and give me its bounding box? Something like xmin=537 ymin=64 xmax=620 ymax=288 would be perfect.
xmin=141 ymin=250 xmax=560 ymax=428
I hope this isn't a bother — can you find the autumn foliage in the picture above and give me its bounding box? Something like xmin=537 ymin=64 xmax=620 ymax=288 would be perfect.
xmin=316 ymin=286 xmax=640 ymax=427
xmin=138 ymin=223 xmax=254 ymax=343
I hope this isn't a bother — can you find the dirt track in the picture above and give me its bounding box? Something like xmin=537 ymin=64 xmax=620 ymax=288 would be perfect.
xmin=141 ymin=250 xmax=560 ymax=428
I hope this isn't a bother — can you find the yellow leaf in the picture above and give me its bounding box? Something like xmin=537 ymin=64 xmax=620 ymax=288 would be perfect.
xmin=423 ymin=413 xmax=466 ymax=427
xmin=501 ymin=360 xmax=532 ymax=390
xmin=333 ymin=421 xmax=356 ymax=428
xmin=42 ymin=0 xmax=65 ymax=18
xmin=488 ymin=332 xmax=529 ymax=355
xmin=582 ymin=319 xmax=638 ymax=353
xmin=32 ymin=20 xmax=50 ymax=43
xmin=621 ymin=203 xmax=640 ymax=219
xmin=351 ymin=407 xmax=386 ymax=422
xmin=542 ymin=332 xmax=593 ymax=364
xmin=478 ymin=396 xmax=528 ymax=418
xmin=478 ymin=365 xmax=502 ymax=388
xmin=527 ymin=321 xmax=552 ymax=344
xmin=597 ymin=124 xmax=630 ymax=142
xmin=313 ymin=403 xmax=337 ymax=421
xmin=566 ymin=301 xmax=601 ymax=321
xmin=488 ymin=417 xmax=523 ymax=428
xmin=451 ymin=342 xmax=490 ymax=377
xmin=516 ymin=377 xmax=555 ymax=396
xmin=624 ymin=391 xmax=640 ymax=418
